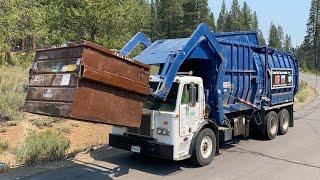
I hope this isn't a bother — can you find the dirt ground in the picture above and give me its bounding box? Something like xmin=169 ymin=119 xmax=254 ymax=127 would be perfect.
xmin=0 ymin=113 xmax=111 ymax=168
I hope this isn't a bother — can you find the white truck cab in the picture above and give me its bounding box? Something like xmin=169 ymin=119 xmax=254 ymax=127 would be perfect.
xmin=110 ymin=75 xmax=217 ymax=165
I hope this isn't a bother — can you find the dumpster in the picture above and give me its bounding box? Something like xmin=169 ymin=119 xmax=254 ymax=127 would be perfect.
xmin=24 ymin=41 xmax=150 ymax=127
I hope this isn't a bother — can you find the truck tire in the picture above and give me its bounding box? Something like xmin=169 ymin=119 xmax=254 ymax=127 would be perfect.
xmin=278 ymin=109 xmax=289 ymax=135
xmin=262 ymin=111 xmax=279 ymax=140
xmin=191 ymin=128 xmax=216 ymax=167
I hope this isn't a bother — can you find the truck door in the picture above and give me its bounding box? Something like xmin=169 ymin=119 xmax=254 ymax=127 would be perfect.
xmin=179 ymin=83 xmax=200 ymax=136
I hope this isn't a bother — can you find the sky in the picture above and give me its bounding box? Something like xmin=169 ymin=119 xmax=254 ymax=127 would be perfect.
xmin=208 ymin=0 xmax=311 ymax=46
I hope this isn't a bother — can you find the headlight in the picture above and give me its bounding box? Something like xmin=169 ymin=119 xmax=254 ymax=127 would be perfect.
xmin=157 ymin=128 xmax=170 ymax=136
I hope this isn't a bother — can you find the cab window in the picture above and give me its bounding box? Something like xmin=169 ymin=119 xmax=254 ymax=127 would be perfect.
xmin=181 ymin=83 xmax=199 ymax=104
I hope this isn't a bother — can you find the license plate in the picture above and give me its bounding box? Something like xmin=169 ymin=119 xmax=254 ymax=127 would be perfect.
xmin=131 ymin=145 xmax=141 ymax=153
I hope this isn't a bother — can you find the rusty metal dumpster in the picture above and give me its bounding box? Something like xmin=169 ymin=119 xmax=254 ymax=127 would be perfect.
xmin=24 ymin=41 xmax=150 ymax=127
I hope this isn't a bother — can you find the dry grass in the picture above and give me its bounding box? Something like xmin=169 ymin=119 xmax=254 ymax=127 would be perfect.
xmin=0 ymin=65 xmax=29 ymax=121
xmin=16 ymin=130 xmax=69 ymax=164
xmin=295 ymin=80 xmax=317 ymax=109
xmin=0 ymin=114 xmax=111 ymax=167
xmin=295 ymin=80 xmax=308 ymax=102
xmin=58 ymin=125 xmax=71 ymax=134
xmin=0 ymin=127 xmax=7 ymax=133
xmin=0 ymin=141 xmax=8 ymax=153
xmin=31 ymin=117 xmax=60 ymax=129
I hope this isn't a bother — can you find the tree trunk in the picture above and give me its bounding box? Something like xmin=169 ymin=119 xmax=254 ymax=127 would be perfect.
xmin=32 ymin=36 xmax=36 ymax=51
xmin=90 ymin=29 xmax=96 ymax=42
xmin=21 ymin=38 xmax=25 ymax=52
xmin=5 ymin=52 xmax=14 ymax=65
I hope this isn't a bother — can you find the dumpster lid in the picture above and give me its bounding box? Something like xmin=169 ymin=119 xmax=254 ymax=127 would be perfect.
xmin=36 ymin=41 xmax=150 ymax=70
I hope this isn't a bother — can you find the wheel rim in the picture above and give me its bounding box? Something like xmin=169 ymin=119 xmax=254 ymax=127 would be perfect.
xmin=281 ymin=114 xmax=289 ymax=130
xmin=200 ymin=136 xmax=213 ymax=159
xmin=269 ymin=116 xmax=277 ymax=135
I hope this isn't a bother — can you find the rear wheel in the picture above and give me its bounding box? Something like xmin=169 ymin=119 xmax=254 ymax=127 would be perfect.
xmin=278 ymin=109 xmax=290 ymax=135
xmin=191 ymin=128 xmax=216 ymax=167
xmin=262 ymin=111 xmax=279 ymax=140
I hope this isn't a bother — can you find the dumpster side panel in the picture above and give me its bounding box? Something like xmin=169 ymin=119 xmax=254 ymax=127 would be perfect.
xmin=29 ymin=73 xmax=79 ymax=87
xmin=71 ymin=79 xmax=144 ymax=127
xmin=24 ymin=101 xmax=73 ymax=117
xmin=81 ymin=47 xmax=150 ymax=95
xmin=24 ymin=47 xmax=81 ymax=117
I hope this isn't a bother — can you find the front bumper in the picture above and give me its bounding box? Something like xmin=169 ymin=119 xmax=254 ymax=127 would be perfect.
xmin=109 ymin=134 xmax=173 ymax=160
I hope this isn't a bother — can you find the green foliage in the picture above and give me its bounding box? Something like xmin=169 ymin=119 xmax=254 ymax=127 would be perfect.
xmin=277 ymin=25 xmax=284 ymax=49
xmin=267 ymin=23 xmax=292 ymax=51
xmin=0 ymin=127 xmax=7 ymax=133
xmin=16 ymin=130 xmax=70 ymax=164
xmin=181 ymin=0 xmax=216 ymax=36
xmin=0 ymin=0 xmax=151 ymax=53
xmin=284 ymin=35 xmax=293 ymax=52
xmin=0 ymin=66 xmax=28 ymax=121
xmin=268 ymin=23 xmax=282 ymax=49
xmin=296 ymin=0 xmax=320 ymax=71
xmin=156 ymin=0 xmax=183 ymax=39
xmin=229 ymin=0 xmax=241 ymax=31
xmin=295 ymin=80 xmax=309 ymax=102
xmin=59 ymin=125 xmax=71 ymax=134
xmin=217 ymin=0 xmax=227 ymax=32
xmin=42 ymin=0 xmax=151 ymax=49
xmin=241 ymin=2 xmax=251 ymax=30
xmin=148 ymin=0 xmax=159 ymax=40
xmin=0 ymin=141 xmax=8 ymax=153
xmin=32 ymin=117 xmax=58 ymax=129
xmin=0 ymin=0 xmax=291 ymax=60
xmin=0 ymin=0 xmax=45 ymax=65
xmin=215 ymin=1 xmax=267 ymax=46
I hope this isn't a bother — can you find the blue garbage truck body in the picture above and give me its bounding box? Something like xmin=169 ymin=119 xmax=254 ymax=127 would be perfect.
xmin=109 ymin=23 xmax=299 ymax=166
xmin=121 ymin=23 xmax=298 ymax=126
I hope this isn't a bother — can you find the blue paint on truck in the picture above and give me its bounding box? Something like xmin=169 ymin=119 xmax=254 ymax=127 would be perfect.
xmin=120 ymin=23 xmax=299 ymax=126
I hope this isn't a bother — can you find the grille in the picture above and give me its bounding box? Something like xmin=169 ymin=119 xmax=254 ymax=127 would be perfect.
xmin=127 ymin=114 xmax=152 ymax=137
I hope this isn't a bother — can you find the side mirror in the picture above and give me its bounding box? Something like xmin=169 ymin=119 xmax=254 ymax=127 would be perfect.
xmin=189 ymin=83 xmax=197 ymax=107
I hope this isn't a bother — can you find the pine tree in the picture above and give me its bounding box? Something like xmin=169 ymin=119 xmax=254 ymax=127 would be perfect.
xmin=284 ymin=34 xmax=293 ymax=52
xmin=305 ymin=0 xmax=320 ymax=69
xmin=305 ymin=0 xmax=320 ymax=46
xmin=241 ymin=1 xmax=252 ymax=31
xmin=224 ymin=12 xmax=233 ymax=32
xmin=250 ymin=11 xmax=266 ymax=45
xmin=277 ymin=25 xmax=284 ymax=50
xmin=149 ymin=0 xmax=158 ymax=40
xmin=296 ymin=0 xmax=320 ymax=70
xmin=198 ymin=0 xmax=215 ymax=30
xmin=251 ymin=11 xmax=259 ymax=30
xmin=181 ymin=0 xmax=215 ymax=36
xmin=229 ymin=0 xmax=241 ymax=31
xmin=268 ymin=22 xmax=281 ymax=49
xmin=217 ymin=0 xmax=227 ymax=32
xmin=157 ymin=0 xmax=183 ymax=39
xmin=208 ymin=12 xmax=216 ymax=31
xmin=258 ymin=30 xmax=266 ymax=46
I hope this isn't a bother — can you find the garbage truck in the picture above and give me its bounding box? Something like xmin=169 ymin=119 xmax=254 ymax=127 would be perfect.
xmin=109 ymin=23 xmax=299 ymax=166
xmin=24 ymin=23 xmax=299 ymax=167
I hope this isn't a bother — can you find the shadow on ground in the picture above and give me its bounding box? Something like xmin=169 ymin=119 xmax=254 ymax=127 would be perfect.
xmin=1 ymin=145 xmax=192 ymax=180
xmin=0 ymin=136 xmax=260 ymax=180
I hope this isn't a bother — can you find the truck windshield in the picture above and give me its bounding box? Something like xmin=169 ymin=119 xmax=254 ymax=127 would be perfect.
xmin=144 ymin=82 xmax=179 ymax=112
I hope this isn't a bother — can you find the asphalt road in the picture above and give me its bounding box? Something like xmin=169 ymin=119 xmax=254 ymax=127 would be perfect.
xmin=1 ymin=74 xmax=320 ymax=180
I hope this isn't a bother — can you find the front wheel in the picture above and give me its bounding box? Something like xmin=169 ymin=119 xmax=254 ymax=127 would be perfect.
xmin=191 ymin=128 xmax=216 ymax=167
